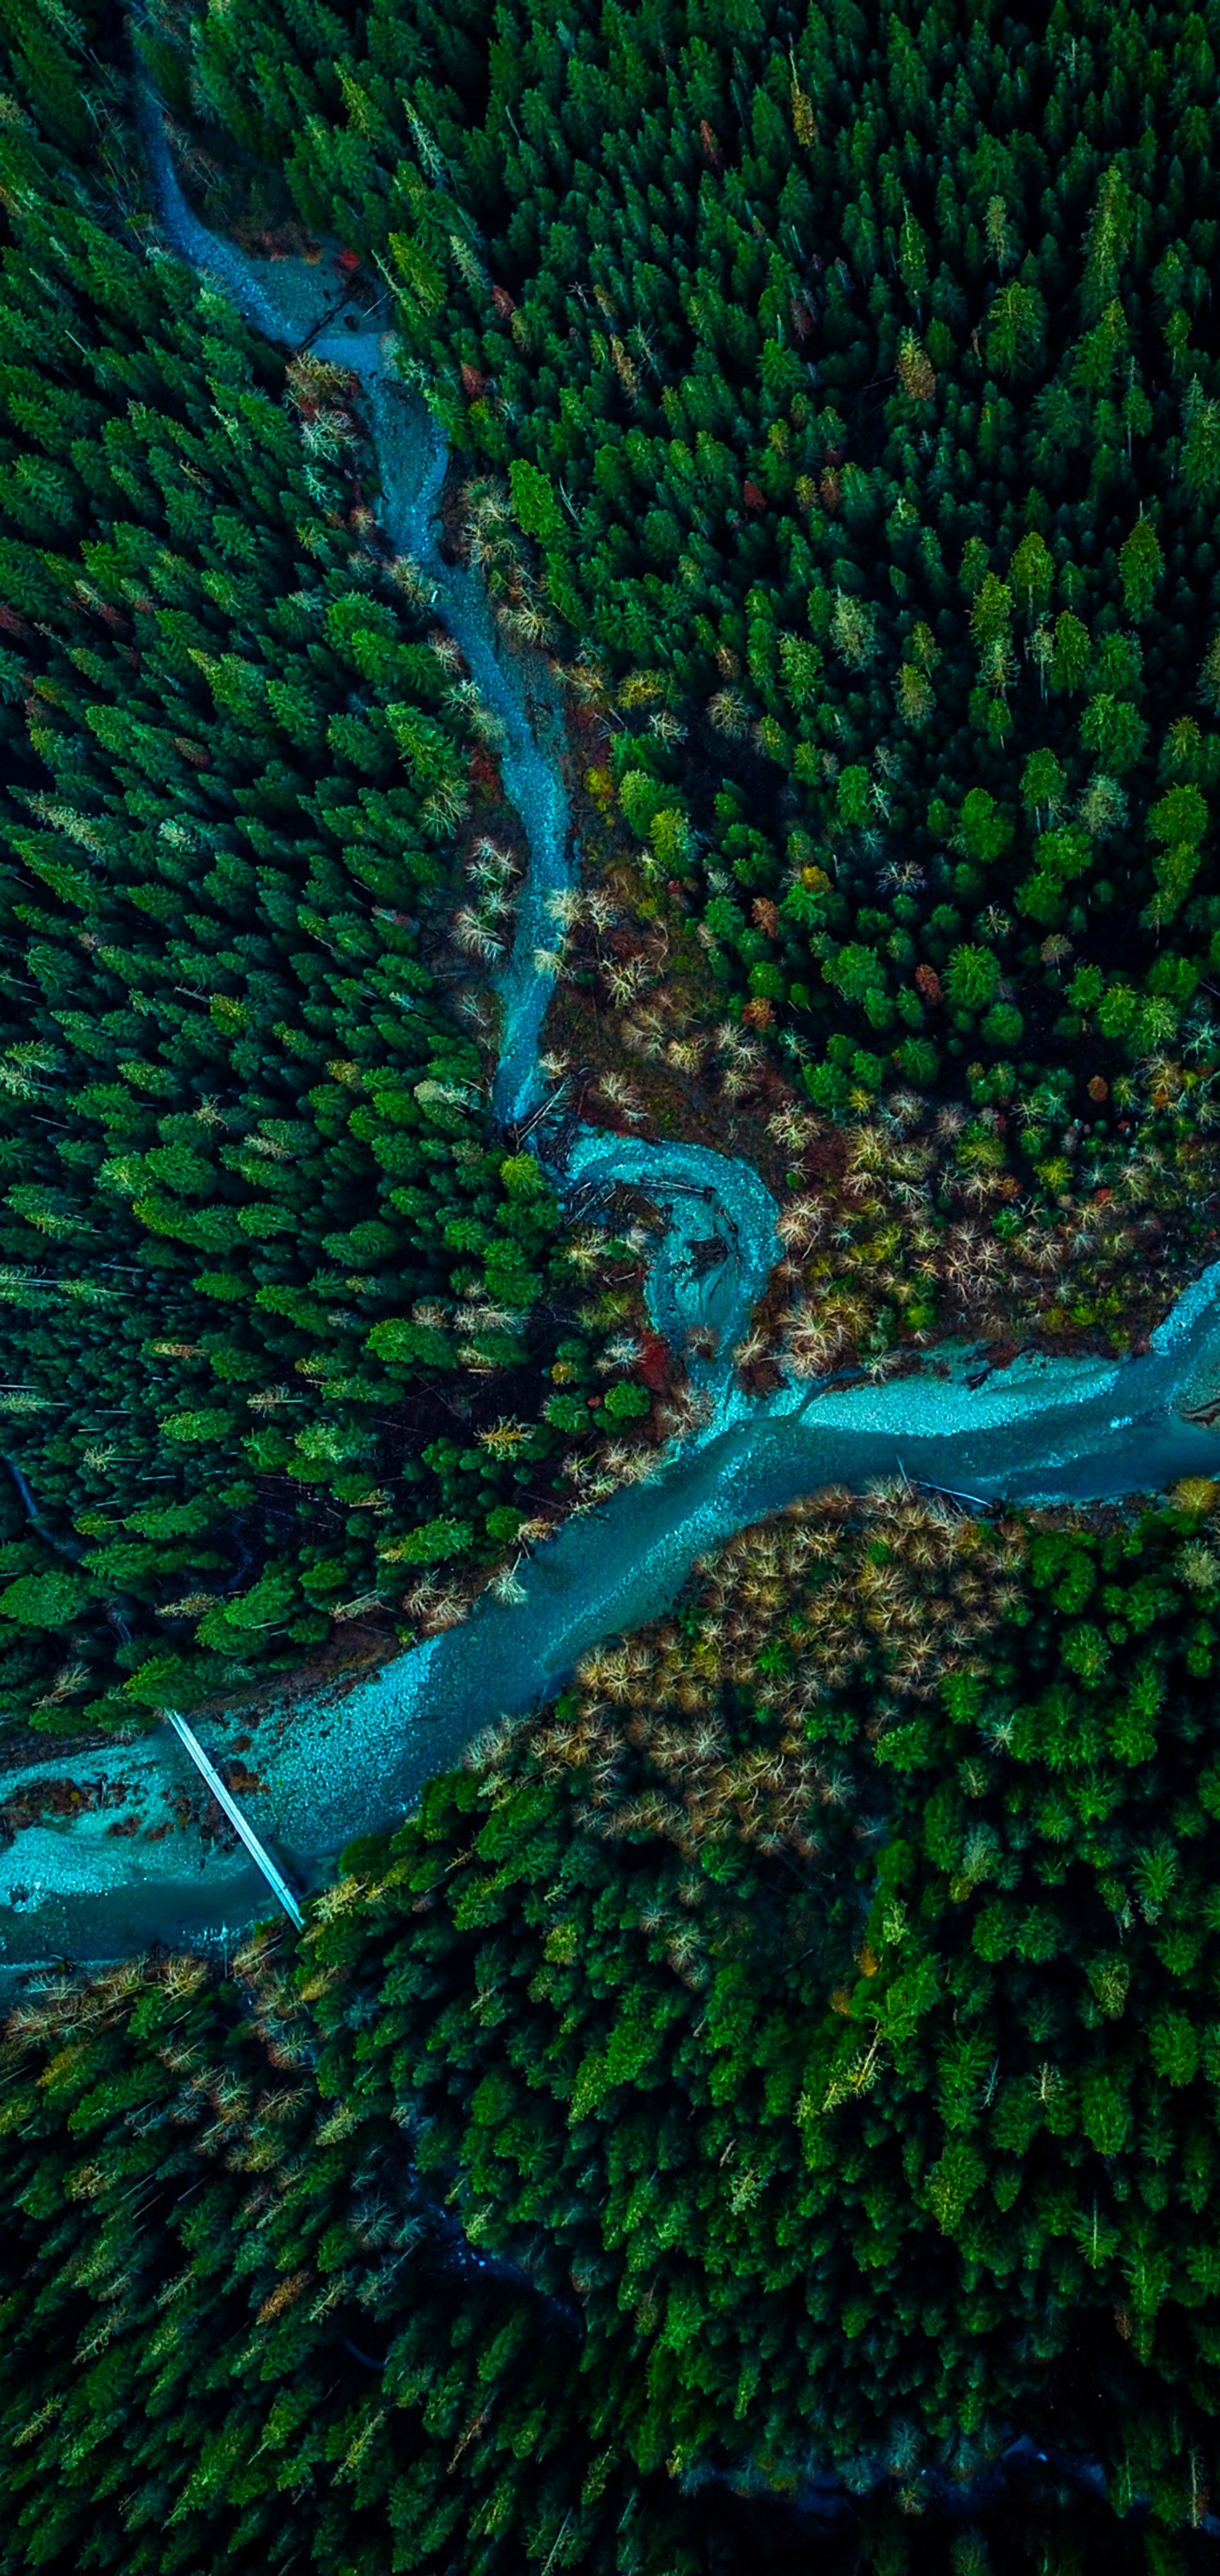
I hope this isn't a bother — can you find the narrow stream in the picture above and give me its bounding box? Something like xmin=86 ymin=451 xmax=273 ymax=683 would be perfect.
xmin=4 ymin=92 xmax=1220 ymax=1972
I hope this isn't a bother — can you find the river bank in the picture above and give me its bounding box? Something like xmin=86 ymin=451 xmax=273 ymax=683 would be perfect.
xmin=2 ymin=86 xmax=1220 ymax=1977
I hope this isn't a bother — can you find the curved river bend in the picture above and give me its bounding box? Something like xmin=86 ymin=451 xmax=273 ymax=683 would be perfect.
xmin=3 ymin=102 xmax=1220 ymax=1970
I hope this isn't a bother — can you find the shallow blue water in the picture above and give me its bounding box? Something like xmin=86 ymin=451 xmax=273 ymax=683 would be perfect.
xmin=3 ymin=100 xmax=1220 ymax=1971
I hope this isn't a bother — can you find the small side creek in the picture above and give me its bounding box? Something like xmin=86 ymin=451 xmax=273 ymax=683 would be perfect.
xmin=3 ymin=91 xmax=1220 ymax=1970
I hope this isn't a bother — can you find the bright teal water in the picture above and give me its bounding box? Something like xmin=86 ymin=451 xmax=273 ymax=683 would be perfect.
xmin=3 ymin=99 xmax=1219 ymax=1971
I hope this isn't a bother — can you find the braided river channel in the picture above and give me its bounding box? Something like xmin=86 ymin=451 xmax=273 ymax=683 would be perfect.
xmin=5 ymin=96 xmax=1220 ymax=1972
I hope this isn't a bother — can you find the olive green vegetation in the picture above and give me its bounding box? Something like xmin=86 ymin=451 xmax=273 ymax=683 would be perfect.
xmin=0 ymin=0 xmax=662 ymax=1741
xmin=8 ymin=1487 xmax=1220 ymax=2571
xmin=176 ymin=0 xmax=1220 ymax=1239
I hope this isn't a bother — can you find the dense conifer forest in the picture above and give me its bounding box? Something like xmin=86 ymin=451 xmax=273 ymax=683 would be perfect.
xmin=9 ymin=1488 xmax=1220 ymax=2571
xmin=173 ymin=0 xmax=1220 ymax=1222
xmin=0 ymin=0 xmax=663 ymax=1739
xmin=8 ymin=0 xmax=1220 ymax=2568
